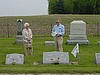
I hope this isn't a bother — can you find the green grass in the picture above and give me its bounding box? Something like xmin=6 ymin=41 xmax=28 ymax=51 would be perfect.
xmin=0 ymin=35 xmax=100 ymax=73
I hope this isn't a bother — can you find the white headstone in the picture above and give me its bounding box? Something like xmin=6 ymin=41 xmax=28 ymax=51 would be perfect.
xmin=70 ymin=21 xmax=86 ymax=35
xmin=5 ymin=53 xmax=24 ymax=64
xmin=95 ymin=53 xmax=100 ymax=64
xmin=43 ymin=52 xmax=69 ymax=64
xmin=67 ymin=20 xmax=89 ymax=44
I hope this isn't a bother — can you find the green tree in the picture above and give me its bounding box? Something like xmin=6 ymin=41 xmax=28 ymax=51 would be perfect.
xmin=85 ymin=0 xmax=97 ymax=14
xmin=78 ymin=0 xmax=87 ymax=14
xmin=48 ymin=0 xmax=58 ymax=14
xmin=48 ymin=0 xmax=99 ymax=14
xmin=64 ymin=0 xmax=74 ymax=14
xmin=73 ymin=0 xmax=97 ymax=14
xmin=73 ymin=0 xmax=80 ymax=14
xmin=55 ymin=0 xmax=64 ymax=14
xmin=96 ymin=0 xmax=100 ymax=14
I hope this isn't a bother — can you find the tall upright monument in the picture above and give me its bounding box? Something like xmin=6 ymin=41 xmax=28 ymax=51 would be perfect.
xmin=67 ymin=20 xmax=89 ymax=44
xmin=16 ymin=19 xmax=23 ymax=44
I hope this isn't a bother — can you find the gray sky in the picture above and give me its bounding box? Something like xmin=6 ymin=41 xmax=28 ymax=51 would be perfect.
xmin=0 ymin=0 xmax=48 ymax=16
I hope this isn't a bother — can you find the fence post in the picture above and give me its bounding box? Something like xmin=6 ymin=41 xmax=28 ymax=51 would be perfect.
xmin=97 ymin=22 xmax=99 ymax=37
xmin=7 ymin=23 xmax=9 ymax=38
xmin=51 ymin=23 xmax=52 ymax=33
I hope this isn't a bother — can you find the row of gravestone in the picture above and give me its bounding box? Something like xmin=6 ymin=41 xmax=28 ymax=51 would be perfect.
xmin=16 ymin=20 xmax=100 ymax=45
xmin=16 ymin=20 xmax=90 ymax=44
xmin=5 ymin=52 xmax=100 ymax=65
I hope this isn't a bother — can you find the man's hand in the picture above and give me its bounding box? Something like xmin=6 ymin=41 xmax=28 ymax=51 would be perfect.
xmin=56 ymin=34 xmax=58 ymax=36
xmin=56 ymin=34 xmax=62 ymax=37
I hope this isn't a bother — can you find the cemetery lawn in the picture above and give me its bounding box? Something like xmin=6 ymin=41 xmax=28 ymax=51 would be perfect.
xmin=0 ymin=35 xmax=100 ymax=73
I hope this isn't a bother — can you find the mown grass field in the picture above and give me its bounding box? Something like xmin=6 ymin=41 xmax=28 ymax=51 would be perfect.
xmin=0 ymin=35 xmax=100 ymax=73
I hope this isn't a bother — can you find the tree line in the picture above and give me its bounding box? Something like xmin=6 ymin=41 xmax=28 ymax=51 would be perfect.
xmin=48 ymin=0 xmax=100 ymax=14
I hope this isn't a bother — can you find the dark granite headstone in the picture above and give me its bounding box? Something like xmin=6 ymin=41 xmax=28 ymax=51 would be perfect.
xmin=16 ymin=19 xmax=23 ymax=44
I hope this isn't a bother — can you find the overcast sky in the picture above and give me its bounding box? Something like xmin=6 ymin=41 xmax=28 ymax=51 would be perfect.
xmin=0 ymin=0 xmax=48 ymax=16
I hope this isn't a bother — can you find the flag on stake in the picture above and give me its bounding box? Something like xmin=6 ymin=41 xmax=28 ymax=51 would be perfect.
xmin=71 ymin=44 xmax=79 ymax=57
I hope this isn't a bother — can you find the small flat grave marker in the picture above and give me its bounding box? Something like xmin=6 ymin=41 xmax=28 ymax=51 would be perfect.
xmin=5 ymin=53 xmax=24 ymax=64
xmin=43 ymin=52 xmax=69 ymax=64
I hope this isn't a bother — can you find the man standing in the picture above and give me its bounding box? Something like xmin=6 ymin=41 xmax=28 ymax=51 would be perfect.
xmin=22 ymin=23 xmax=33 ymax=56
xmin=52 ymin=20 xmax=65 ymax=52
